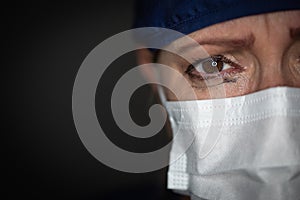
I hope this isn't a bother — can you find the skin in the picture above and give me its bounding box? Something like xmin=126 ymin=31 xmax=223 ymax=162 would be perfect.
xmin=137 ymin=10 xmax=300 ymax=101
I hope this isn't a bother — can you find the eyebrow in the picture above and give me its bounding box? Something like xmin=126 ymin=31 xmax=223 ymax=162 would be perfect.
xmin=196 ymin=33 xmax=256 ymax=48
xmin=290 ymin=27 xmax=300 ymax=39
xmin=174 ymin=33 xmax=256 ymax=55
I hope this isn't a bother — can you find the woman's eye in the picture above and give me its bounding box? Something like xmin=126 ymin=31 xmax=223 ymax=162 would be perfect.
xmin=186 ymin=55 xmax=238 ymax=76
xmin=184 ymin=54 xmax=245 ymax=88
xmin=195 ymin=56 xmax=232 ymax=74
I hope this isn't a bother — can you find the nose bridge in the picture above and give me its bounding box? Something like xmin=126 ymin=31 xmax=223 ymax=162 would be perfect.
xmin=257 ymin=58 xmax=286 ymax=90
xmin=255 ymin=38 xmax=288 ymax=90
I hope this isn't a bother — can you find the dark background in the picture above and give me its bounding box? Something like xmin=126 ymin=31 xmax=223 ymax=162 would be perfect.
xmin=6 ymin=1 xmax=184 ymax=199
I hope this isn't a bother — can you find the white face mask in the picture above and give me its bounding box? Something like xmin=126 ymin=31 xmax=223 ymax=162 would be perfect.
xmin=161 ymin=86 xmax=300 ymax=200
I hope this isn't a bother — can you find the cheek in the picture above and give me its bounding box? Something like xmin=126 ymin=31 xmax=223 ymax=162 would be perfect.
xmin=192 ymin=67 xmax=256 ymax=99
xmin=223 ymin=74 xmax=252 ymax=97
xmin=224 ymin=63 xmax=258 ymax=97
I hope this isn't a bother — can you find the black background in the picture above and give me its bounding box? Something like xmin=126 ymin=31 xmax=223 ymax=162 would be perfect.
xmin=6 ymin=1 xmax=184 ymax=199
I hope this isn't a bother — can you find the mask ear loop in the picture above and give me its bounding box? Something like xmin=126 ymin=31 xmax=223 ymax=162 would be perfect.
xmin=157 ymin=84 xmax=167 ymax=106
xmin=152 ymin=62 xmax=167 ymax=106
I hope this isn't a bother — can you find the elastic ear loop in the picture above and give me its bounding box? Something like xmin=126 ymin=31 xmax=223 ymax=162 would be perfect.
xmin=152 ymin=62 xmax=167 ymax=106
xmin=157 ymin=84 xmax=167 ymax=106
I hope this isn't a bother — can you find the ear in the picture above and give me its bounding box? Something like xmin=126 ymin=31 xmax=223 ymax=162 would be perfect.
xmin=135 ymin=48 xmax=158 ymax=93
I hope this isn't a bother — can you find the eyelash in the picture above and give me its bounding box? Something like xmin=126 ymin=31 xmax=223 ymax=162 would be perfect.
xmin=184 ymin=55 xmax=245 ymax=83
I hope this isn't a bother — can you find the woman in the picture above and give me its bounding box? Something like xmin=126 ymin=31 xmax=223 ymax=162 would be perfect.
xmin=134 ymin=0 xmax=300 ymax=200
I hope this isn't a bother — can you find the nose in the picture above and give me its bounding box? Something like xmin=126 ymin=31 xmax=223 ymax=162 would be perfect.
xmin=254 ymin=40 xmax=295 ymax=91
xmin=256 ymin=61 xmax=288 ymax=91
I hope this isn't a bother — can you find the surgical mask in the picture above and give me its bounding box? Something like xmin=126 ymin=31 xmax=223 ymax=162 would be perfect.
xmin=160 ymin=86 xmax=300 ymax=200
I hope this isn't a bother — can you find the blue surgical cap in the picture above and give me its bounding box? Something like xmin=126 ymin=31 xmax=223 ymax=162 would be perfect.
xmin=133 ymin=0 xmax=300 ymax=48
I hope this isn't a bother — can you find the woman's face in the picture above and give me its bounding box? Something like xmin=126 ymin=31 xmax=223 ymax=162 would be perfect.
xmin=156 ymin=10 xmax=300 ymax=100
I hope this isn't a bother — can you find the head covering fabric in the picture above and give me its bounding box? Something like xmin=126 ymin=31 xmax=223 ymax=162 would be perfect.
xmin=133 ymin=0 xmax=300 ymax=47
